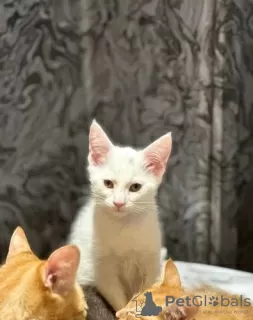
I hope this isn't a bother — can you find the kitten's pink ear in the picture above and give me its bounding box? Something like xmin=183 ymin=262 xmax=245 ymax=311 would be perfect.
xmin=143 ymin=133 xmax=172 ymax=178
xmin=88 ymin=120 xmax=113 ymax=166
xmin=43 ymin=245 xmax=80 ymax=296
xmin=6 ymin=226 xmax=31 ymax=261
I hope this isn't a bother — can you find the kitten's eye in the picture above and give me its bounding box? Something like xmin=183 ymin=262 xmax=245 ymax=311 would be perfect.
xmin=129 ymin=183 xmax=142 ymax=192
xmin=104 ymin=180 xmax=114 ymax=188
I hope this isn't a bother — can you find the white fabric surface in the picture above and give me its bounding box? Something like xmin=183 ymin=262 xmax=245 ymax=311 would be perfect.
xmin=174 ymin=261 xmax=253 ymax=300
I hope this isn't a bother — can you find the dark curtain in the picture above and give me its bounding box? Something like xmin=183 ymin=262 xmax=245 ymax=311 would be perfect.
xmin=0 ymin=0 xmax=253 ymax=272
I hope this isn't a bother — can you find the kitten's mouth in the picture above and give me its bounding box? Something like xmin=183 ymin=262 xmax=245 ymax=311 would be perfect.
xmin=112 ymin=206 xmax=129 ymax=216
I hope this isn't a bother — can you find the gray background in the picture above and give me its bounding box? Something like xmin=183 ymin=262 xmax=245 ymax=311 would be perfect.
xmin=0 ymin=0 xmax=253 ymax=271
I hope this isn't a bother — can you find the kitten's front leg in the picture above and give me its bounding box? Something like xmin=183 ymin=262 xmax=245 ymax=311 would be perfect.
xmin=95 ymin=261 xmax=128 ymax=312
xmin=140 ymin=253 xmax=161 ymax=291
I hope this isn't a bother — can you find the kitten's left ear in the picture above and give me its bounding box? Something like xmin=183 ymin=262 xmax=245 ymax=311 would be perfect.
xmin=6 ymin=226 xmax=32 ymax=261
xmin=143 ymin=132 xmax=172 ymax=178
xmin=43 ymin=245 xmax=80 ymax=296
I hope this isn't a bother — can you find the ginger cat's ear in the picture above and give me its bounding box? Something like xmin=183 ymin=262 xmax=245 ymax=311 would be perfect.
xmin=162 ymin=259 xmax=181 ymax=287
xmin=43 ymin=245 xmax=80 ymax=296
xmin=88 ymin=119 xmax=113 ymax=166
xmin=6 ymin=226 xmax=31 ymax=261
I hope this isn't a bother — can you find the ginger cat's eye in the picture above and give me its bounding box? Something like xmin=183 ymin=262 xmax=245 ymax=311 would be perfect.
xmin=104 ymin=180 xmax=114 ymax=188
xmin=129 ymin=183 xmax=142 ymax=192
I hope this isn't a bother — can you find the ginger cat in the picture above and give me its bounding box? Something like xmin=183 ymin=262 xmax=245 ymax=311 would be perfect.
xmin=0 ymin=226 xmax=87 ymax=320
xmin=116 ymin=259 xmax=253 ymax=320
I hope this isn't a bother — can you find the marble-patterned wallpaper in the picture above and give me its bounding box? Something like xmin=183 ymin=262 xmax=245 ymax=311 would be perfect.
xmin=0 ymin=0 xmax=253 ymax=271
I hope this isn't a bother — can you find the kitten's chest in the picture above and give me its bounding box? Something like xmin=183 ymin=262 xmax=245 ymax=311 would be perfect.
xmin=94 ymin=213 xmax=161 ymax=256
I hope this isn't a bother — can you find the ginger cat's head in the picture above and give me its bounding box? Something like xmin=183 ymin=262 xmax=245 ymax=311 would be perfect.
xmin=88 ymin=120 xmax=172 ymax=217
xmin=116 ymin=259 xmax=199 ymax=320
xmin=0 ymin=226 xmax=87 ymax=320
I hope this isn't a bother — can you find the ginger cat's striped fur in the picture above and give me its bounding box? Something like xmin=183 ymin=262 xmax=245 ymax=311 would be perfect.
xmin=117 ymin=259 xmax=253 ymax=320
xmin=0 ymin=226 xmax=87 ymax=320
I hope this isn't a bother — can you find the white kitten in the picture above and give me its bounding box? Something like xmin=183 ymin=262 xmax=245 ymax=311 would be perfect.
xmin=68 ymin=120 xmax=172 ymax=311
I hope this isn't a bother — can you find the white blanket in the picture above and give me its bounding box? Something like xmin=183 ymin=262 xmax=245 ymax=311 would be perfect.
xmin=160 ymin=248 xmax=253 ymax=300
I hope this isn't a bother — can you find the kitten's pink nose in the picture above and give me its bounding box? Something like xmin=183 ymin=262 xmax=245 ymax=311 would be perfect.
xmin=113 ymin=201 xmax=125 ymax=209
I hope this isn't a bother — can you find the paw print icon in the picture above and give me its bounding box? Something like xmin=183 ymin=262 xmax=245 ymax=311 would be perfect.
xmin=209 ymin=296 xmax=219 ymax=307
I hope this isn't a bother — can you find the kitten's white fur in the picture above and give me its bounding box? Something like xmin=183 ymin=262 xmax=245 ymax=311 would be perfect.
xmin=68 ymin=121 xmax=172 ymax=311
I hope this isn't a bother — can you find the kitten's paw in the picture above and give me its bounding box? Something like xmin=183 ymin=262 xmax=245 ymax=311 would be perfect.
xmin=116 ymin=307 xmax=136 ymax=319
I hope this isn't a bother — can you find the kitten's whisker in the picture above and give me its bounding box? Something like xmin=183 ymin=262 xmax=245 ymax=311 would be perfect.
xmin=91 ymin=192 xmax=104 ymax=199
xmin=130 ymin=203 xmax=155 ymax=205
xmin=127 ymin=201 xmax=155 ymax=205
xmin=128 ymin=208 xmax=150 ymax=216
xmin=91 ymin=193 xmax=109 ymax=203
xmin=95 ymin=200 xmax=112 ymax=206
xmin=93 ymin=198 xmax=113 ymax=207
xmin=127 ymin=204 xmax=154 ymax=208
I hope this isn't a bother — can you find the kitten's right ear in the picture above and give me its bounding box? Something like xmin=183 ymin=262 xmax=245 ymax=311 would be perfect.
xmin=88 ymin=120 xmax=113 ymax=166
xmin=43 ymin=245 xmax=80 ymax=296
xmin=6 ymin=226 xmax=31 ymax=261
